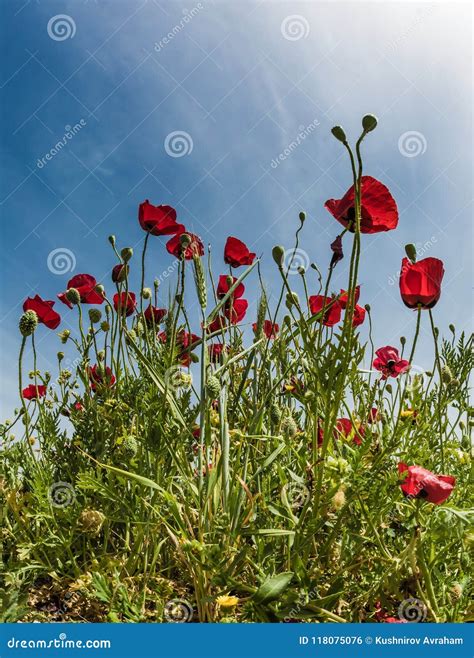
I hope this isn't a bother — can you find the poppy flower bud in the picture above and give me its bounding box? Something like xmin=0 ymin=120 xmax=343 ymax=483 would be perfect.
xmin=441 ymin=365 xmax=453 ymax=383
xmin=120 ymin=247 xmax=133 ymax=263
xmin=299 ymin=211 xmax=306 ymax=223
xmin=58 ymin=329 xmax=70 ymax=344
xmin=66 ymin=288 xmax=81 ymax=305
xmin=112 ymin=264 xmax=128 ymax=283
xmin=190 ymin=352 xmax=199 ymax=363
xmin=95 ymin=284 xmax=105 ymax=298
xmin=108 ymin=235 xmax=116 ymax=246
xmin=364 ymin=304 xmax=371 ymax=312
xmin=179 ymin=233 xmax=192 ymax=248
xmin=272 ymin=245 xmax=285 ymax=267
xmin=57 ymin=351 xmax=64 ymax=362
xmin=331 ymin=125 xmax=347 ymax=143
xmin=281 ymin=415 xmax=298 ymax=437
xmin=97 ymin=350 xmax=105 ymax=362
xmin=100 ymin=321 xmax=110 ymax=332
xmin=270 ymin=402 xmax=282 ymax=425
xmin=121 ymin=435 xmax=138 ymax=458
xmin=449 ymin=324 xmax=455 ymax=334
xmin=404 ymin=243 xmax=417 ymax=263
xmin=362 ymin=114 xmax=378 ymax=133
xmin=142 ymin=287 xmax=152 ymax=299
xmin=400 ymin=336 xmax=406 ymax=345
xmin=283 ymin=315 xmax=292 ymax=328
xmin=297 ymin=266 xmax=306 ymax=275
xmin=286 ymin=291 xmax=299 ymax=308
xmin=385 ymin=384 xmax=392 ymax=394
xmin=19 ymin=310 xmax=38 ymax=336
xmin=88 ymin=308 xmax=102 ymax=324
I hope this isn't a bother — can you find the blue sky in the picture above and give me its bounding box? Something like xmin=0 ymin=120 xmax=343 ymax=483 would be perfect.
xmin=0 ymin=0 xmax=472 ymax=417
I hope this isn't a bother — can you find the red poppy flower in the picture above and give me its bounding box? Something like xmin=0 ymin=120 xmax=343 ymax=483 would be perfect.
xmin=138 ymin=200 xmax=183 ymax=236
xmin=373 ymin=346 xmax=410 ymax=379
xmin=209 ymin=342 xmax=227 ymax=363
xmin=368 ymin=407 xmax=381 ymax=423
xmin=330 ymin=235 xmax=344 ymax=267
xmin=224 ymin=236 xmax=256 ymax=268
xmin=23 ymin=295 xmax=61 ymax=330
xmin=339 ymin=286 xmax=360 ymax=309
xmin=113 ymin=292 xmax=137 ymax=317
xmin=253 ymin=320 xmax=279 ymax=339
xmin=224 ymin=298 xmax=248 ymax=324
xmin=166 ymin=229 xmax=204 ymax=260
xmin=159 ymin=330 xmax=199 ymax=366
xmin=89 ymin=365 xmax=116 ymax=391
xmin=384 ymin=617 xmax=407 ymax=624
xmin=351 ymin=304 xmax=366 ymax=328
xmin=73 ymin=401 xmax=84 ymax=412
xmin=206 ymin=315 xmax=227 ymax=333
xmin=334 ymin=418 xmax=365 ymax=445
xmin=398 ymin=463 xmax=455 ymax=505
xmin=309 ymin=295 xmax=342 ymax=327
xmin=58 ymin=274 xmax=104 ymax=308
xmin=216 ymin=275 xmax=245 ymax=299
xmin=143 ymin=305 xmax=167 ymax=325
xmin=111 ymin=264 xmax=128 ymax=283
xmin=22 ymin=384 xmax=47 ymax=400
xmin=317 ymin=420 xmax=324 ymax=447
xmin=399 ymin=257 xmax=444 ymax=310
xmin=325 ymin=176 xmax=398 ymax=234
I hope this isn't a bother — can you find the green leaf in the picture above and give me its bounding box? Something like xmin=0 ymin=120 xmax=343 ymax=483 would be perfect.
xmin=253 ymin=572 xmax=294 ymax=605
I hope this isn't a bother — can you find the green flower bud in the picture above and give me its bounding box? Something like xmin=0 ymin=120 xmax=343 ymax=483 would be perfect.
xmin=362 ymin=114 xmax=378 ymax=133
xmin=121 ymin=435 xmax=138 ymax=459
xmin=97 ymin=350 xmax=106 ymax=362
xmin=57 ymin=351 xmax=64 ymax=362
xmin=364 ymin=303 xmax=371 ymax=312
xmin=108 ymin=235 xmax=116 ymax=246
xmin=121 ymin=247 xmax=133 ymax=262
xmin=206 ymin=376 xmax=221 ymax=400
xmin=179 ymin=233 xmax=192 ymax=248
xmin=400 ymin=336 xmax=406 ymax=345
xmin=272 ymin=245 xmax=285 ymax=267
xmin=270 ymin=402 xmax=282 ymax=425
xmin=405 ymin=243 xmax=417 ymax=263
xmin=331 ymin=125 xmax=347 ymax=143
xmin=154 ymin=278 xmax=160 ymax=290
xmin=89 ymin=308 xmax=102 ymax=324
xmin=19 ymin=310 xmax=38 ymax=337
xmin=58 ymin=329 xmax=71 ymax=344
xmin=281 ymin=415 xmax=298 ymax=437
xmin=142 ymin=287 xmax=152 ymax=300
xmin=100 ymin=321 xmax=110 ymax=332
xmin=286 ymin=291 xmax=299 ymax=308
xmin=299 ymin=211 xmax=306 ymax=223
xmin=66 ymin=288 xmax=81 ymax=305
xmin=441 ymin=365 xmax=453 ymax=384
xmin=449 ymin=324 xmax=455 ymax=334
xmin=297 ymin=266 xmax=306 ymax=275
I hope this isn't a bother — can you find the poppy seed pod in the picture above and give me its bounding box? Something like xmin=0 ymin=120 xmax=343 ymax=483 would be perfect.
xmin=179 ymin=233 xmax=192 ymax=247
xmin=331 ymin=125 xmax=347 ymax=143
xmin=65 ymin=288 xmax=81 ymax=305
xmin=19 ymin=310 xmax=38 ymax=337
xmin=362 ymin=114 xmax=378 ymax=133
xmin=88 ymin=308 xmax=102 ymax=323
xmin=121 ymin=247 xmax=133 ymax=263
xmin=272 ymin=245 xmax=285 ymax=267
xmin=299 ymin=211 xmax=306 ymax=223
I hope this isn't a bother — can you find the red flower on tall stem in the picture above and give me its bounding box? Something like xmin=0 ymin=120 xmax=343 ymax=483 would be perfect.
xmin=209 ymin=343 xmax=227 ymax=363
xmin=166 ymin=229 xmax=204 ymax=260
xmin=334 ymin=418 xmax=365 ymax=445
xmin=138 ymin=201 xmax=183 ymax=236
xmin=58 ymin=274 xmax=104 ymax=308
xmin=351 ymin=304 xmax=366 ymax=328
xmin=339 ymin=286 xmax=360 ymax=308
xmin=373 ymin=346 xmax=410 ymax=379
xmin=113 ymin=292 xmax=137 ymax=317
xmin=111 ymin=264 xmax=128 ymax=283
xmin=23 ymin=295 xmax=61 ymax=329
xmin=253 ymin=320 xmax=279 ymax=339
xmin=216 ymin=275 xmax=245 ymax=300
xmin=325 ymin=176 xmax=398 ymax=234
xmin=224 ymin=236 xmax=256 ymax=267
xmin=398 ymin=463 xmax=455 ymax=505
xmin=309 ymin=295 xmax=341 ymax=327
xmin=22 ymin=384 xmax=47 ymax=400
xmin=144 ymin=305 xmax=167 ymax=325
xmin=88 ymin=365 xmax=116 ymax=391
xmin=399 ymin=257 xmax=444 ymax=309
xmin=223 ymin=298 xmax=248 ymax=324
